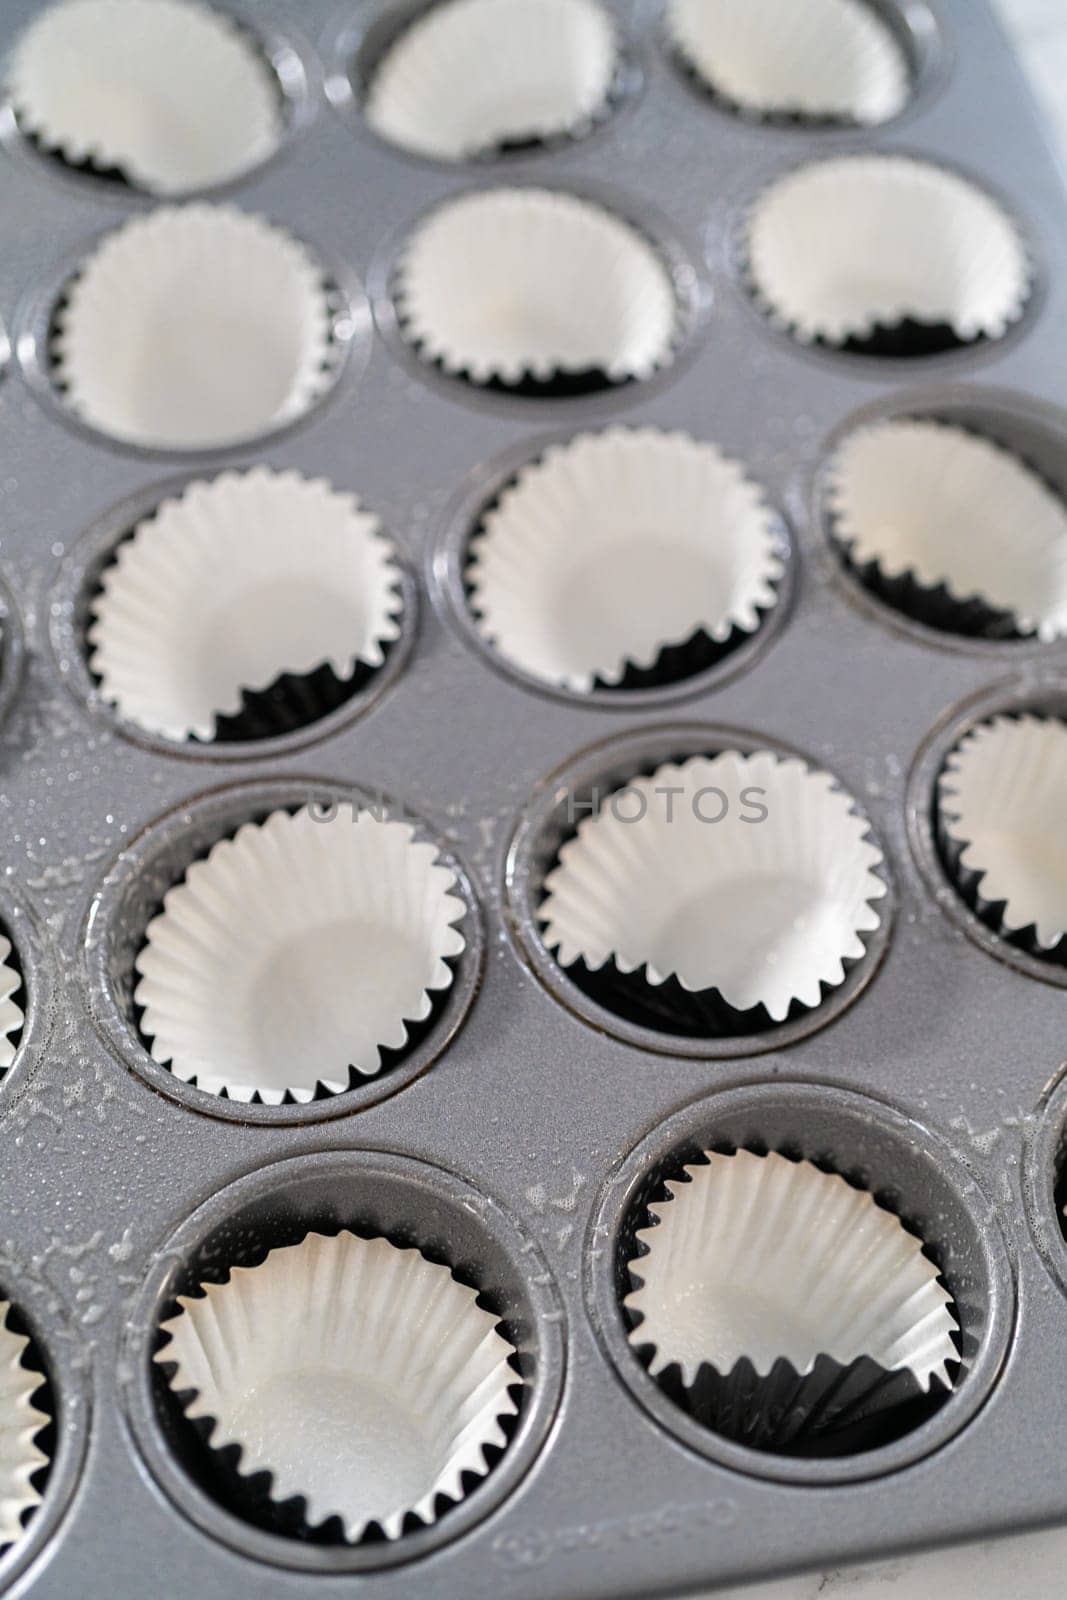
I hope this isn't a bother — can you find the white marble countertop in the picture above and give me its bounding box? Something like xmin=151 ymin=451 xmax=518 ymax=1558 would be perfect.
xmin=700 ymin=4 xmax=1066 ymax=1595
xmin=992 ymin=0 xmax=1067 ymax=166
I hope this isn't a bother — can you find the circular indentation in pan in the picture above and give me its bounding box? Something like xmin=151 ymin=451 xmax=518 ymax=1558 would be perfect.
xmin=21 ymin=205 xmax=359 ymax=456
xmin=816 ymin=388 xmax=1067 ymax=650
xmin=124 ymin=1149 xmax=564 ymax=1571
xmin=157 ymin=1231 xmax=519 ymax=1543
xmin=0 ymin=1262 xmax=90 ymax=1593
xmin=326 ymin=0 xmax=642 ymax=171
xmin=741 ymin=154 xmax=1032 ymax=359
xmin=4 ymin=0 xmax=311 ymax=197
xmin=908 ymin=675 xmax=1067 ymax=987
xmin=388 ymin=184 xmax=691 ymax=398
xmin=83 ymin=778 xmax=484 ymax=1123
xmin=355 ymin=0 xmax=626 ymax=163
xmin=666 ymin=0 xmax=929 ymax=128
xmin=588 ymin=1079 xmax=1014 ymax=1484
xmin=49 ymin=470 xmax=416 ymax=760
xmin=506 ymin=724 xmax=893 ymax=1056
xmin=434 ymin=426 xmax=794 ymax=706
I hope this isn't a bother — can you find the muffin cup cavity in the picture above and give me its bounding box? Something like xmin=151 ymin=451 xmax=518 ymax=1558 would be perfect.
xmin=589 ymin=1081 xmax=1014 ymax=1484
xmin=364 ymin=0 xmax=621 ymax=161
xmin=937 ymin=712 xmax=1067 ymax=964
xmin=125 ymin=1151 xmax=564 ymax=1571
xmin=466 ymin=427 xmax=788 ymax=694
xmin=392 ymin=186 xmax=681 ymax=393
xmin=87 ymin=468 xmax=405 ymax=745
xmin=52 ymin=205 xmax=340 ymax=450
xmin=85 ymin=779 xmax=484 ymax=1124
xmin=134 ymin=803 xmax=468 ymax=1105
xmin=824 ymin=418 xmax=1067 ymax=641
xmin=7 ymin=0 xmax=283 ymax=194
xmin=624 ymin=1149 xmax=957 ymax=1453
xmin=538 ymin=749 xmax=887 ymax=1035
xmin=744 ymin=156 xmax=1031 ymax=356
xmin=507 ymin=727 xmax=893 ymax=1055
xmin=157 ymin=1231 xmax=518 ymax=1542
xmin=667 ymin=0 xmax=910 ymax=126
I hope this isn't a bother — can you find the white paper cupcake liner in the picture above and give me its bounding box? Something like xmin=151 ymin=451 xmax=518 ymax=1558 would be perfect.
xmin=394 ymin=187 xmax=678 ymax=386
xmin=826 ymin=419 xmax=1067 ymax=640
xmin=667 ymin=0 xmax=909 ymax=125
xmin=0 ymin=934 xmax=24 ymax=1072
xmin=938 ymin=713 xmax=1067 ymax=961
xmin=156 ymin=1231 xmax=518 ymax=1541
xmin=365 ymin=0 xmax=619 ymax=162
xmin=8 ymin=0 xmax=281 ymax=194
xmin=134 ymin=806 xmax=468 ymax=1103
xmin=0 ymin=1304 xmax=49 ymax=1550
xmin=468 ymin=428 xmax=786 ymax=692
xmin=625 ymin=1151 xmax=958 ymax=1448
xmin=53 ymin=205 xmax=334 ymax=450
xmin=745 ymin=156 xmax=1030 ymax=348
xmin=539 ymin=751 xmax=886 ymax=1029
xmin=88 ymin=468 xmax=404 ymax=743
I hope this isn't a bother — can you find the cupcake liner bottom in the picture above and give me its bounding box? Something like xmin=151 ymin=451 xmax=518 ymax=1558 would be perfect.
xmin=589 ymin=620 xmax=770 ymax=692
xmin=25 ymin=134 xmax=129 ymax=189
xmin=479 ymin=363 xmax=632 ymax=400
xmin=676 ymin=62 xmax=882 ymax=134
xmin=841 ymin=552 xmax=1026 ymax=641
xmin=209 ymin=656 xmax=389 ymax=744
xmin=558 ymin=952 xmax=860 ymax=1036
xmin=171 ymin=1397 xmax=513 ymax=1545
xmin=635 ymin=1348 xmax=954 ymax=1455
xmin=833 ymin=317 xmax=983 ymax=360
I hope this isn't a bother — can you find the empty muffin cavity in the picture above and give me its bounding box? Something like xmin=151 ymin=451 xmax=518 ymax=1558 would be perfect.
xmin=466 ymin=428 xmax=788 ymax=694
xmin=7 ymin=0 xmax=283 ymax=193
xmin=537 ymin=749 xmax=888 ymax=1038
xmin=363 ymin=0 xmax=621 ymax=161
xmin=625 ymin=1149 xmax=958 ymax=1454
xmin=393 ymin=187 xmax=681 ymax=394
xmin=157 ymin=1232 xmax=518 ymax=1542
xmin=87 ymin=468 xmax=405 ymax=745
xmin=937 ymin=713 xmax=1067 ymax=965
xmin=133 ymin=804 xmax=468 ymax=1105
xmin=667 ymin=0 xmax=910 ymax=126
xmin=0 ymin=1303 xmax=50 ymax=1553
xmin=745 ymin=156 xmax=1030 ymax=357
xmin=51 ymin=205 xmax=340 ymax=450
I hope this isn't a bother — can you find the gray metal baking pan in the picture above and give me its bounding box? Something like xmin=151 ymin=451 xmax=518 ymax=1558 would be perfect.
xmin=0 ymin=0 xmax=1066 ymax=1595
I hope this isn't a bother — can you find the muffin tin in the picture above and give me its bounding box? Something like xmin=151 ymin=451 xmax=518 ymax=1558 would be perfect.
xmin=0 ymin=0 xmax=1066 ymax=1595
